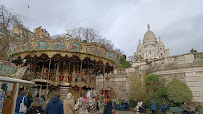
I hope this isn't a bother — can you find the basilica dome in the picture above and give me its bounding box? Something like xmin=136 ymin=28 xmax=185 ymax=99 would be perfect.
xmin=143 ymin=24 xmax=157 ymax=44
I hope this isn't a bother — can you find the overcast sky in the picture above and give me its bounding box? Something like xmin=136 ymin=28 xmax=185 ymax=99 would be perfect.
xmin=1 ymin=0 xmax=203 ymax=57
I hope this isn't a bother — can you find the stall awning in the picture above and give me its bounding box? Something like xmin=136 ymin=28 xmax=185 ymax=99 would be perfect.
xmin=0 ymin=76 xmax=35 ymax=84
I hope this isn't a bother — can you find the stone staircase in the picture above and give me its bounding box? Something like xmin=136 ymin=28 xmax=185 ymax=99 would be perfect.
xmin=59 ymin=86 xmax=70 ymax=101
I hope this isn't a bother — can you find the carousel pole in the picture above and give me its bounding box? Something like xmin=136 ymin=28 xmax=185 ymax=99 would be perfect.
xmin=55 ymin=56 xmax=60 ymax=85
xmin=103 ymin=63 xmax=105 ymax=99
xmin=79 ymin=60 xmax=82 ymax=97
xmin=87 ymin=61 xmax=89 ymax=85
xmin=73 ymin=60 xmax=76 ymax=82
xmin=40 ymin=59 xmax=45 ymax=79
xmin=46 ymin=58 xmax=51 ymax=100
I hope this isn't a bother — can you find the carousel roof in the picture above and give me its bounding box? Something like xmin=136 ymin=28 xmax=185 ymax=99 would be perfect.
xmin=8 ymin=37 xmax=119 ymax=66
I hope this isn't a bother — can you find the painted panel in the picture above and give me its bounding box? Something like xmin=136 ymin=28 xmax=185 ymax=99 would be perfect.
xmin=87 ymin=46 xmax=106 ymax=57
xmin=52 ymin=41 xmax=65 ymax=50
xmin=72 ymin=42 xmax=80 ymax=52
xmin=36 ymin=41 xmax=48 ymax=49
xmin=22 ymin=42 xmax=32 ymax=51
xmin=108 ymin=53 xmax=115 ymax=60
xmin=13 ymin=44 xmax=19 ymax=52
xmin=0 ymin=64 xmax=16 ymax=75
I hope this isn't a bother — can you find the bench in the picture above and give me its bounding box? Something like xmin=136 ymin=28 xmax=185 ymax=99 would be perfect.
xmin=170 ymin=107 xmax=182 ymax=114
xmin=199 ymin=108 xmax=203 ymax=113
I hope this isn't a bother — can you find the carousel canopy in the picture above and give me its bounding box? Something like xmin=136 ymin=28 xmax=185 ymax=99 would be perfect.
xmin=8 ymin=37 xmax=119 ymax=66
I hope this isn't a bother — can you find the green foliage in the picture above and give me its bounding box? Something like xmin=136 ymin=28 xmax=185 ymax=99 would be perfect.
xmin=167 ymin=78 xmax=192 ymax=104
xmin=82 ymin=40 xmax=87 ymax=43
xmin=117 ymin=55 xmax=131 ymax=68
xmin=128 ymin=73 xmax=192 ymax=108
xmin=144 ymin=74 xmax=162 ymax=99
xmin=190 ymin=48 xmax=197 ymax=53
xmin=128 ymin=73 xmax=148 ymax=102
xmin=129 ymin=100 xmax=137 ymax=107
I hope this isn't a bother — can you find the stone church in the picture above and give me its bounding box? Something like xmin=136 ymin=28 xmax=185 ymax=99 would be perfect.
xmin=134 ymin=24 xmax=169 ymax=62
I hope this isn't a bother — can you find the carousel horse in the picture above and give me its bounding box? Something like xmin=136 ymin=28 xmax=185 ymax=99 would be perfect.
xmin=75 ymin=90 xmax=98 ymax=112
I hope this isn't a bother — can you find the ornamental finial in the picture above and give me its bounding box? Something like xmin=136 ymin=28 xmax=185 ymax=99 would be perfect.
xmin=147 ymin=24 xmax=150 ymax=31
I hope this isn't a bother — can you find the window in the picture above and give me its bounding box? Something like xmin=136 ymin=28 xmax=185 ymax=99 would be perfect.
xmin=160 ymin=48 xmax=162 ymax=50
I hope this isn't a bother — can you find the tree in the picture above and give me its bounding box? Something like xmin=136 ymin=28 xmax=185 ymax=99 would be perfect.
xmin=144 ymin=74 xmax=163 ymax=100
xmin=190 ymin=48 xmax=197 ymax=53
xmin=129 ymin=72 xmax=147 ymax=102
xmin=71 ymin=27 xmax=98 ymax=43
xmin=167 ymin=78 xmax=192 ymax=104
xmin=70 ymin=27 xmax=115 ymax=51
xmin=0 ymin=5 xmax=23 ymax=60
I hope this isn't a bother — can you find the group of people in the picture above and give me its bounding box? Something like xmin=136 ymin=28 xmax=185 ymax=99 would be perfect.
xmin=14 ymin=91 xmax=75 ymax=114
xmin=114 ymin=100 xmax=129 ymax=110
xmin=134 ymin=99 xmax=196 ymax=114
xmin=182 ymin=102 xmax=196 ymax=114
xmin=15 ymin=91 xmax=46 ymax=114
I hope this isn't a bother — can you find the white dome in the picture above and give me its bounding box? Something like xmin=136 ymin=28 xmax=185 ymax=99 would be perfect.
xmin=143 ymin=24 xmax=157 ymax=44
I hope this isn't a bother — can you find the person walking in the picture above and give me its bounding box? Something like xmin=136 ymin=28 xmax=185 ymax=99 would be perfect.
xmin=150 ymin=99 xmax=157 ymax=114
xmin=2 ymin=92 xmax=12 ymax=114
xmin=28 ymin=97 xmax=44 ymax=114
xmin=64 ymin=93 xmax=75 ymax=114
xmin=103 ymin=96 xmax=112 ymax=114
xmin=45 ymin=92 xmax=63 ymax=114
xmin=15 ymin=91 xmax=28 ymax=114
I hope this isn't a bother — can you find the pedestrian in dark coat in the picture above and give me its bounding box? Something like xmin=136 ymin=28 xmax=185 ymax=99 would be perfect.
xmin=103 ymin=96 xmax=112 ymax=114
xmin=27 ymin=92 xmax=33 ymax=109
xmin=28 ymin=97 xmax=44 ymax=114
xmin=45 ymin=92 xmax=64 ymax=114
xmin=150 ymin=99 xmax=157 ymax=114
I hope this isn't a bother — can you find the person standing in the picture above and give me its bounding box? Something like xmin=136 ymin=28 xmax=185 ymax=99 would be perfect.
xmin=64 ymin=93 xmax=75 ymax=114
xmin=26 ymin=93 xmax=33 ymax=109
xmin=150 ymin=99 xmax=157 ymax=114
xmin=182 ymin=102 xmax=189 ymax=114
xmin=28 ymin=97 xmax=44 ymax=114
xmin=2 ymin=92 xmax=12 ymax=114
xmin=103 ymin=96 xmax=112 ymax=114
xmin=15 ymin=91 xmax=28 ymax=114
xmin=45 ymin=92 xmax=63 ymax=114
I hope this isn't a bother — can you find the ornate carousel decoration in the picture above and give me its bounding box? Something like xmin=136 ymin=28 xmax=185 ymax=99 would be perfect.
xmin=8 ymin=33 xmax=119 ymax=101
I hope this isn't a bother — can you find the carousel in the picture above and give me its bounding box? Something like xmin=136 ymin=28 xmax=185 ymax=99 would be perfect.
xmin=8 ymin=34 xmax=118 ymax=102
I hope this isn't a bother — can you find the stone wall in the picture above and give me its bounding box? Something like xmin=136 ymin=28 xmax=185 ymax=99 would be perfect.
xmin=96 ymin=74 xmax=129 ymax=100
